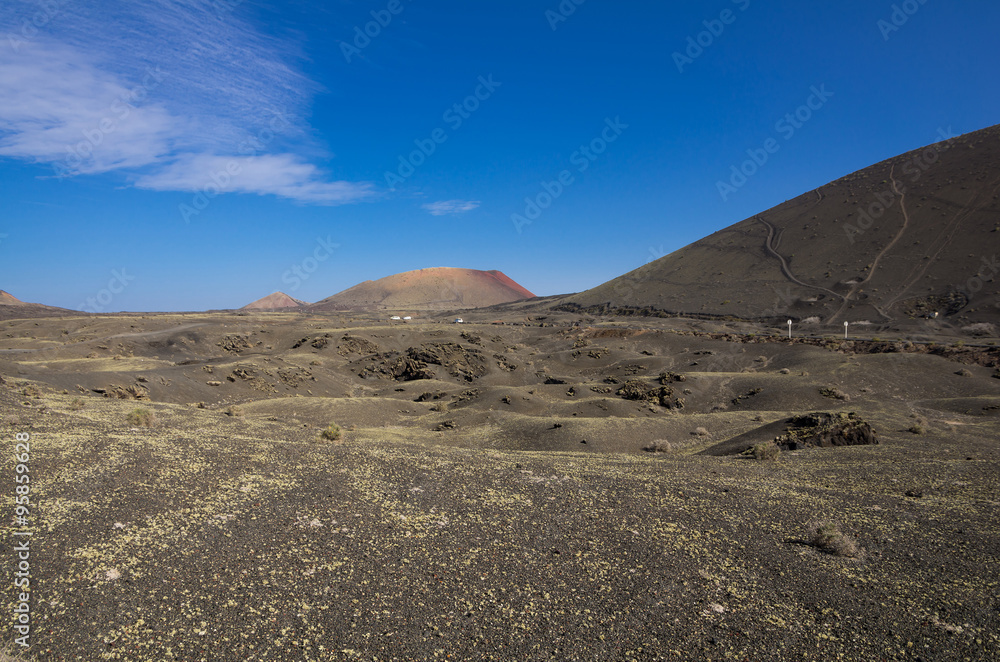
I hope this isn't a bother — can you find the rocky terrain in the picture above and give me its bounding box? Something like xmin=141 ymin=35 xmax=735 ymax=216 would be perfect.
xmin=1 ymin=308 xmax=998 ymax=660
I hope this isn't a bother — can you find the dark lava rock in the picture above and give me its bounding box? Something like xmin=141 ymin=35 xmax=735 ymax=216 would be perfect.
xmin=219 ymin=334 xmax=253 ymax=353
xmin=773 ymin=412 xmax=878 ymax=450
xmin=94 ymin=383 xmax=150 ymax=400
xmin=616 ymin=379 xmax=683 ymax=409
xmin=336 ymin=335 xmax=380 ymax=356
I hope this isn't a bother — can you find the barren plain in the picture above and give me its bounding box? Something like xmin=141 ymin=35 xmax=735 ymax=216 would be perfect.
xmin=2 ymin=309 xmax=998 ymax=661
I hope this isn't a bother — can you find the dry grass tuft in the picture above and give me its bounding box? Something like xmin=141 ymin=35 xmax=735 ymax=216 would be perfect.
xmin=0 ymin=642 xmax=31 ymax=661
xmin=126 ymin=407 xmax=157 ymax=428
xmin=750 ymin=442 xmax=780 ymax=461
xmin=807 ymin=520 xmax=861 ymax=558
xmin=643 ymin=439 xmax=674 ymax=453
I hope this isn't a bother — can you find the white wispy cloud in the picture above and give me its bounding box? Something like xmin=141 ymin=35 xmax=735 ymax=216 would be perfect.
xmin=134 ymin=153 xmax=375 ymax=204
xmin=422 ymin=199 xmax=481 ymax=216
xmin=0 ymin=0 xmax=374 ymax=204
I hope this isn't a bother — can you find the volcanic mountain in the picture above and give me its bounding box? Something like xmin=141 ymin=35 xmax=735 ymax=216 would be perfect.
xmin=309 ymin=267 xmax=536 ymax=312
xmin=241 ymin=292 xmax=307 ymax=311
xmin=0 ymin=290 xmax=73 ymax=320
xmin=0 ymin=290 xmax=24 ymax=305
xmin=560 ymin=124 xmax=1000 ymax=326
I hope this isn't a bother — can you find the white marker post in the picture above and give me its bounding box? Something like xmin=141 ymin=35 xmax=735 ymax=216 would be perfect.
xmin=787 ymin=320 xmax=792 ymax=339
xmin=844 ymin=321 xmax=849 ymax=339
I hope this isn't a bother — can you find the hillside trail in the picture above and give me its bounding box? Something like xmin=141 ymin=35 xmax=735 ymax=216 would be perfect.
xmin=827 ymin=164 xmax=909 ymax=323
xmin=883 ymin=171 xmax=1000 ymax=311
xmin=756 ymin=216 xmax=844 ymax=306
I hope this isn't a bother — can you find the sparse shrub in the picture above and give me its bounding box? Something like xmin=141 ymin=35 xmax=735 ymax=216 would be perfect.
xmin=320 ymin=423 xmax=342 ymax=441
xmin=750 ymin=442 xmax=780 ymax=461
xmin=954 ymin=368 xmax=973 ymax=377
xmin=21 ymin=385 xmax=40 ymax=398
xmin=807 ymin=521 xmax=861 ymax=558
xmin=802 ymin=316 xmax=820 ymax=324
xmin=309 ymin=360 xmax=322 ymax=366
xmin=126 ymin=407 xmax=156 ymax=428
xmin=819 ymin=387 xmax=849 ymax=401
xmin=643 ymin=439 xmax=673 ymax=453
xmin=692 ymin=427 xmax=710 ymax=437
xmin=779 ymin=368 xmax=791 ymax=374
xmin=226 ymin=405 xmax=243 ymax=417
xmin=908 ymin=425 xmax=925 ymax=435
xmin=69 ymin=398 xmax=85 ymax=411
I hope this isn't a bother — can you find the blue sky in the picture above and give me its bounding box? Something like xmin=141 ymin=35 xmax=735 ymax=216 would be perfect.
xmin=1 ymin=0 xmax=998 ymax=312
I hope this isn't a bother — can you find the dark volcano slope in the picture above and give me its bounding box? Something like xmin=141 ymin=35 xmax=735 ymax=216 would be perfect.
xmin=561 ymin=125 xmax=1000 ymax=326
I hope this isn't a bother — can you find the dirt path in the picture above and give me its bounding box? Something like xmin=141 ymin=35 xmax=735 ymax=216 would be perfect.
xmin=756 ymin=216 xmax=844 ymax=305
xmin=106 ymin=322 xmax=209 ymax=340
xmin=828 ymin=165 xmax=908 ymax=323
xmin=884 ymin=173 xmax=1000 ymax=310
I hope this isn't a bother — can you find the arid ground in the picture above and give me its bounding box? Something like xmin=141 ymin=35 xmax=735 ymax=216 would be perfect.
xmin=2 ymin=309 xmax=999 ymax=661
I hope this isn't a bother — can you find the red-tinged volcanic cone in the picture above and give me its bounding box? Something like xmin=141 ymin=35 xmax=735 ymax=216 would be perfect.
xmin=241 ymin=292 xmax=307 ymax=310
xmin=0 ymin=290 xmax=75 ymax=320
xmin=309 ymin=267 xmax=536 ymax=312
xmin=0 ymin=290 xmax=26 ymax=305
